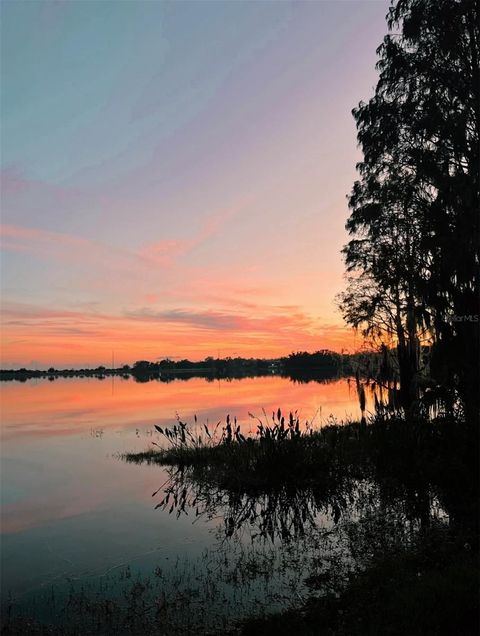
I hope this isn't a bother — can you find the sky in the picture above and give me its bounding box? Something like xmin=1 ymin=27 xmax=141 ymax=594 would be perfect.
xmin=1 ymin=0 xmax=390 ymax=368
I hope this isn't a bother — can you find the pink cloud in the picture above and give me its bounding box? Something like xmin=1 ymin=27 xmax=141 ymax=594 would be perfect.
xmin=1 ymin=223 xmax=91 ymax=251
xmin=0 ymin=222 xmax=186 ymax=275
xmin=0 ymin=167 xmax=89 ymax=208
xmin=0 ymin=167 xmax=32 ymax=195
xmin=138 ymin=204 xmax=240 ymax=265
xmin=139 ymin=237 xmax=195 ymax=266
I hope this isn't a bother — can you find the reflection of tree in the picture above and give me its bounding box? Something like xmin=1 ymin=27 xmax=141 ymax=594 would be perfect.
xmin=150 ymin=427 xmax=478 ymax=544
xmin=124 ymin=411 xmax=478 ymax=550
xmin=151 ymin=462 xmax=455 ymax=545
xmin=154 ymin=466 xmax=360 ymax=541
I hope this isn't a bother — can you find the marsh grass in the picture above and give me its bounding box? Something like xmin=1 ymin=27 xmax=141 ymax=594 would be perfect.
xmin=124 ymin=410 xmax=477 ymax=514
xmin=242 ymin=523 xmax=479 ymax=636
xmin=124 ymin=411 xmax=478 ymax=547
xmin=124 ymin=410 xmax=370 ymax=493
xmin=122 ymin=410 xmax=479 ymax=634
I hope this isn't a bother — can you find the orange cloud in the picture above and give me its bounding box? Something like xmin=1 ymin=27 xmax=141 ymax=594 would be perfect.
xmin=1 ymin=301 xmax=355 ymax=367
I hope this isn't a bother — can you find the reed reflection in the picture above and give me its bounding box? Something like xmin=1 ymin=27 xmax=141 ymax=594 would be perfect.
xmin=146 ymin=466 xmax=451 ymax=544
xmin=125 ymin=411 xmax=471 ymax=544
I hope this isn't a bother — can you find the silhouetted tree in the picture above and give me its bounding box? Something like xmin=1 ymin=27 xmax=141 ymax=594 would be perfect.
xmin=340 ymin=0 xmax=479 ymax=417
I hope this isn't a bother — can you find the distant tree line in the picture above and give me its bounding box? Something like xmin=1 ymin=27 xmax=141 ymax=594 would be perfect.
xmin=0 ymin=350 xmax=382 ymax=383
xmin=339 ymin=0 xmax=479 ymax=418
xmin=129 ymin=357 xmax=282 ymax=382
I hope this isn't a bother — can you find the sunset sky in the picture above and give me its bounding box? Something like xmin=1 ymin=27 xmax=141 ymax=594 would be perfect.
xmin=1 ymin=0 xmax=389 ymax=368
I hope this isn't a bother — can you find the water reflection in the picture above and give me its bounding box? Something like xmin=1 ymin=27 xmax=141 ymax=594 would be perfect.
xmin=142 ymin=460 xmax=447 ymax=544
xmin=152 ymin=466 xmax=352 ymax=541
xmin=3 ymin=375 xmax=475 ymax=635
xmin=0 ymin=376 xmax=368 ymax=593
xmin=0 ymin=375 xmax=369 ymax=442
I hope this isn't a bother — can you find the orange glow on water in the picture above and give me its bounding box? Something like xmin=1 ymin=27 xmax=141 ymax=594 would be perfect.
xmin=1 ymin=376 xmax=365 ymax=535
xmin=0 ymin=375 xmax=363 ymax=441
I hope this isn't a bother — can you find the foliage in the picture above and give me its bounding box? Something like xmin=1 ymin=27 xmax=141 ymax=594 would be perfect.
xmin=339 ymin=0 xmax=480 ymax=416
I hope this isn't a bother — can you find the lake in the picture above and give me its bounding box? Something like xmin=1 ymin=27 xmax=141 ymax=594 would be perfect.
xmin=1 ymin=375 xmax=371 ymax=632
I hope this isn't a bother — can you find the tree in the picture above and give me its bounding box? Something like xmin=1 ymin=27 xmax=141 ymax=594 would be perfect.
xmin=340 ymin=0 xmax=480 ymax=417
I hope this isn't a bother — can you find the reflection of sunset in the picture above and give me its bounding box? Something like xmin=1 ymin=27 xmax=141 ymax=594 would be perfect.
xmin=1 ymin=452 xmax=163 ymax=535
xmin=0 ymin=376 xmax=365 ymax=441
xmin=1 ymin=377 xmax=365 ymax=535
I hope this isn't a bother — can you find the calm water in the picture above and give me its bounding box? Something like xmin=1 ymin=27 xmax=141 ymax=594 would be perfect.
xmin=0 ymin=375 xmax=369 ymax=630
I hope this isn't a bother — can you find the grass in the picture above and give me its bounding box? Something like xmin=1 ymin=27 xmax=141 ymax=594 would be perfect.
xmin=124 ymin=411 xmax=479 ymax=545
xmin=123 ymin=410 xmax=479 ymax=634
xmin=124 ymin=411 xmax=478 ymax=512
xmin=124 ymin=410 xmax=371 ymax=492
xmin=4 ymin=521 xmax=477 ymax=636
xmin=242 ymin=525 xmax=479 ymax=635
